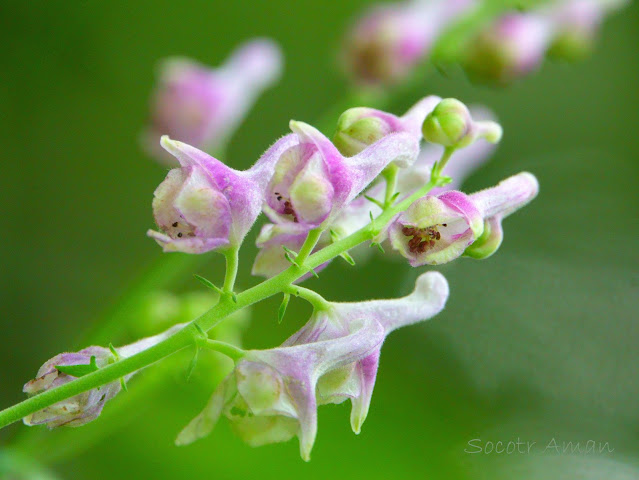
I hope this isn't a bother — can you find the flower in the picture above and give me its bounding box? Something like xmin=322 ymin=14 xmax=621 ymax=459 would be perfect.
xmin=333 ymin=95 xmax=441 ymax=156
xmin=177 ymin=272 xmax=449 ymax=460
xmin=263 ymin=120 xmax=419 ymax=228
xmin=462 ymin=12 xmax=555 ymax=84
xmin=176 ymin=318 xmax=385 ymax=461
xmin=547 ymin=0 xmax=627 ymax=61
xmin=143 ymin=39 xmax=283 ymax=164
xmin=147 ymin=134 xmax=298 ymax=253
xmin=422 ymin=98 xmax=502 ymax=149
xmin=389 ymin=172 xmax=539 ymax=266
xmin=23 ymin=325 xmax=183 ymax=428
xmin=342 ymin=0 xmax=476 ymax=85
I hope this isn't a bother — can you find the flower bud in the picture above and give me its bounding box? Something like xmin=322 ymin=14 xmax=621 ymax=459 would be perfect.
xmin=422 ymin=98 xmax=502 ymax=149
xmin=23 ymin=325 xmax=183 ymax=428
xmin=143 ymin=39 xmax=283 ymax=165
xmin=422 ymin=98 xmax=474 ymax=148
xmin=333 ymin=95 xmax=441 ymax=157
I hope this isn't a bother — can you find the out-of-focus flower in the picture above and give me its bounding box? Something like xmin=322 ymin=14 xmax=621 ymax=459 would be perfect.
xmin=462 ymin=0 xmax=626 ymax=84
xmin=343 ymin=0 xmax=476 ymax=86
xmin=462 ymin=12 xmax=555 ymax=84
xmin=389 ymin=172 xmax=538 ymax=265
xmin=143 ymin=39 xmax=283 ymax=164
xmin=548 ymin=0 xmax=627 ymax=61
xmin=263 ymin=120 xmax=419 ymax=228
xmin=177 ymin=272 xmax=449 ymax=460
xmin=147 ymin=134 xmax=297 ymax=253
xmin=23 ymin=325 xmax=183 ymax=428
xmin=333 ymin=95 xmax=441 ymax=156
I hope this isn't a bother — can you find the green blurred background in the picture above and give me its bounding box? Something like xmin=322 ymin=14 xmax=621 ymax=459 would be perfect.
xmin=1 ymin=1 xmax=638 ymax=478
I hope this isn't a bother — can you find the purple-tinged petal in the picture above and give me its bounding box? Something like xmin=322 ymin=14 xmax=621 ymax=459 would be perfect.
xmin=470 ymin=172 xmax=539 ymax=219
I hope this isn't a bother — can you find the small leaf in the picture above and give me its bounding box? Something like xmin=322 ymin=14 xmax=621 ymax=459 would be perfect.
xmin=340 ymin=251 xmax=356 ymax=266
xmin=193 ymin=274 xmax=223 ymax=294
xmin=120 ymin=377 xmax=128 ymax=392
xmin=329 ymin=229 xmax=339 ymax=242
xmin=376 ymin=242 xmax=385 ymax=253
xmin=108 ymin=343 xmax=121 ymax=360
xmin=55 ymin=356 xmax=99 ymax=378
xmin=278 ymin=294 xmax=290 ymax=324
xmin=391 ymin=191 xmax=401 ymax=202
xmin=231 ymin=293 xmax=238 ymax=304
xmin=284 ymin=252 xmax=298 ymax=266
xmin=310 ymin=268 xmax=320 ymax=279
xmin=369 ymin=211 xmax=375 ymax=223
xmin=282 ymin=245 xmax=298 ymax=257
xmin=364 ymin=195 xmax=384 ymax=209
xmin=194 ymin=323 xmax=208 ymax=340
xmin=185 ymin=347 xmax=200 ymax=382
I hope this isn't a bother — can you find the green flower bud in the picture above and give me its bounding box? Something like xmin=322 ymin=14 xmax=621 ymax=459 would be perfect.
xmin=422 ymin=98 xmax=474 ymax=148
xmin=333 ymin=108 xmax=396 ymax=156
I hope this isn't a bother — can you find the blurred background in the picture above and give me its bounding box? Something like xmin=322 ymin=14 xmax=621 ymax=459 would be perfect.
xmin=1 ymin=0 xmax=638 ymax=478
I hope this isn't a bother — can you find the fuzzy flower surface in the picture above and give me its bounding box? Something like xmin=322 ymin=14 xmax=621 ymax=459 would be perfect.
xmin=263 ymin=120 xmax=419 ymax=228
xmin=23 ymin=325 xmax=182 ymax=428
xmin=176 ymin=272 xmax=449 ymax=460
xmin=143 ymin=39 xmax=283 ymax=164
xmin=148 ymin=134 xmax=297 ymax=253
xmin=390 ymin=172 xmax=539 ymax=265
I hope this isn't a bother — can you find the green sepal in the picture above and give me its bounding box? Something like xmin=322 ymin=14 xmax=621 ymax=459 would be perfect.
xmin=55 ymin=356 xmax=99 ymax=377
xmin=364 ymin=195 xmax=384 ymax=209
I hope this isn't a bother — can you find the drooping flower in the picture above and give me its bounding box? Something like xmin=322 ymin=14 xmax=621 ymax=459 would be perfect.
xmin=342 ymin=0 xmax=476 ymax=86
xmin=389 ymin=172 xmax=539 ymax=266
xmin=147 ymin=134 xmax=297 ymax=253
xmin=143 ymin=39 xmax=283 ymax=164
xmin=176 ymin=318 xmax=386 ymax=461
xmin=263 ymin=120 xmax=419 ymax=228
xmin=177 ymin=272 xmax=449 ymax=460
xmin=333 ymin=95 xmax=441 ymax=156
xmin=23 ymin=325 xmax=183 ymax=428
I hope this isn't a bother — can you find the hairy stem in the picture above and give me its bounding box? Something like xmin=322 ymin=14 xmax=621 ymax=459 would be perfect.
xmin=201 ymin=340 xmax=245 ymax=361
xmin=222 ymin=247 xmax=240 ymax=294
xmin=284 ymin=285 xmax=331 ymax=312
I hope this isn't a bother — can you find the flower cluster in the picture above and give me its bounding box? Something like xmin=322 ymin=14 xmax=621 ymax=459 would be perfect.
xmin=23 ymin=95 xmax=539 ymax=461
xmin=342 ymin=0 xmax=626 ymax=86
xmin=460 ymin=0 xmax=627 ymax=84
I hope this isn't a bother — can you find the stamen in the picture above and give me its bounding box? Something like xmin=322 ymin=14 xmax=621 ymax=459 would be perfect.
xmin=402 ymin=224 xmax=443 ymax=254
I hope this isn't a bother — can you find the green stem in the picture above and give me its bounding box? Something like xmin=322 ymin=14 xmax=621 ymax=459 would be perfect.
xmin=383 ymin=164 xmax=399 ymax=209
xmin=201 ymin=340 xmax=245 ymax=361
xmin=0 ymin=170 xmax=442 ymax=431
xmin=431 ymin=146 xmax=456 ymax=179
xmin=284 ymin=285 xmax=331 ymax=312
xmin=295 ymin=228 xmax=323 ymax=266
xmin=222 ymin=247 xmax=240 ymax=294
